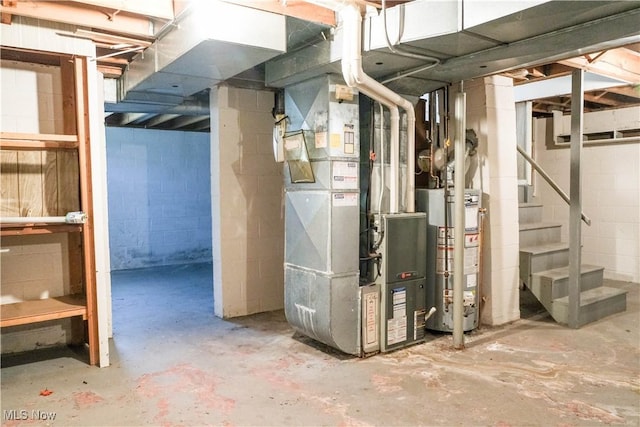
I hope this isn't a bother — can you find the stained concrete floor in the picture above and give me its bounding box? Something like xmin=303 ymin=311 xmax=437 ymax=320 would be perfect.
xmin=1 ymin=262 xmax=639 ymax=426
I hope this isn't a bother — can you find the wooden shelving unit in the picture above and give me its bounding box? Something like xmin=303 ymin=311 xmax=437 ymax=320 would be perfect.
xmin=1 ymin=296 xmax=87 ymax=328
xmin=0 ymin=47 xmax=99 ymax=365
xmin=0 ymin=132 xmax=79 ymax=150
xmin=1 ymin=224 xmax=83 ymax=236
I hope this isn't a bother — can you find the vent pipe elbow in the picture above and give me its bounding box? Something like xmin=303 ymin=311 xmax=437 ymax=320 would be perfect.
xmin=337 ymin=1 xmax=416 ymax=213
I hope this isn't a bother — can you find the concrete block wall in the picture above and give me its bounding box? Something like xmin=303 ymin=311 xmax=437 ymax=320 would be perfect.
xmin=106 ymin=127 xmax=212 ymax=270
xmin=1 ymin=234 xmax=82 ymax=354
xmin=466 ymin=75 xmax=521 ymax=326
xmin=0 ymin=59 xmax=63 ymax=133
xmin=1 ymin=234 xmax=76 ymax=304
xmin=533 ymin=111 xmax=640 ymax=283
xmin=210 ymin=85 xmax=284 ymax=318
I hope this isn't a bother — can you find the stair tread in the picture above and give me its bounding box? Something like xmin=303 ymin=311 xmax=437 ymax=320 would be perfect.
xmin=519 ymin=202 xmax=543 ymax=208
xmin=554 ymin=286 xmax=627 ymax=306
xmin=519 ymin=221 xmax=563 ymax=231
xmin=533 ymin=264 xmax=604 ymax=281
xmin=520 ymin=242 xmax=570 ymax=255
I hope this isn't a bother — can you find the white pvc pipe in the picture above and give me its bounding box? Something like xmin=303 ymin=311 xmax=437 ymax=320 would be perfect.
xmin=341 ymin=4 xmax=398 ymax=213
xmin=1 ymin=216 xmax=67 ymax=224
xmin=340 ymin=3 xmax=416 ymax=213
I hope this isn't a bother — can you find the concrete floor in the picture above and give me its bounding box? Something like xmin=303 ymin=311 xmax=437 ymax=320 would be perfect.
xmin=2 ymin=262 xmax=639 ymax=426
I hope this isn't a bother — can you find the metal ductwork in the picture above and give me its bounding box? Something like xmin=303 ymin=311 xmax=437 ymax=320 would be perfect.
xmin=266 ymin=1 xmax=640 ymax=97
xmin=117 ymin=0 xmax=286 ymax=109
xmin=283 ymin=74 xmax=362 ymax=355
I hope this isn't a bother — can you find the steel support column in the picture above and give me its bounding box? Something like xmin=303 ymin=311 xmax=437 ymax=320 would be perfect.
xmin=568 ymin=69 xmax=584 ymax=328
xmin=453 ymin=90 xmax=466 ymax=348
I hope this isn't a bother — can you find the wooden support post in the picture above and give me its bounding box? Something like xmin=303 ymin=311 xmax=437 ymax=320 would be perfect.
xmin=0 ymin=0 xmax=15 ymax=24
xmin=73 ymin=56 xmax=99 ymax=365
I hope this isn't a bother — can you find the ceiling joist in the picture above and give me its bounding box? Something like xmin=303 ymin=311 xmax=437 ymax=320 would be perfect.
xmin=97 ymin=64 xmax=122 ymax=78
xmin=221 ymin=0 xmax=335 ymax=26
xmin=604 ymin=85 xmax=640 ymax=100
xmin=559 ymin=48 xmax=640 ymax=84
xmin=65 ymin=0 xmax=174 ymax=21
xmin=0 ymin=1 xmax=168 ymax=37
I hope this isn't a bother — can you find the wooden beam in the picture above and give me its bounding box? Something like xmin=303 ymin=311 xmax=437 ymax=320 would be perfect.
xmin=60 ymin=59 xmax=78 ymax=135
xmin=95 ymin=56 xmax=129 ymax=65
xmin=65 ymin=0 xmax=174 ymax=20
xmin=96 ymin=64 xmax=122 ymax=78
xmin=0 ymin=0 xmax=13 ymax=22
xmin=559 ymin=48 xmax=640 ymax=84
xmin=221 ymin=0 xmax=335 ymax=26
xmin=604 ymin=85 xmax=640 ymax=100
xmin=583 ymin=93 xmax=622 ymax=107
xmin=0 ymin=1 xmax=158 ymax=37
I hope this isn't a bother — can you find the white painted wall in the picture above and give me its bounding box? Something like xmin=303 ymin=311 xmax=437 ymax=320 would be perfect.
xmin=106 ymin=128 xmax=212 ymax=270
xmin=210 ymin=86 xmax=284 ymax=318
xmin=466 ymin=75 xmax=521 ymax=326
xmin=533 ymin=108 xmax=640 ymax=283
xmin=0 ymin=59 xmax=63 ymax=133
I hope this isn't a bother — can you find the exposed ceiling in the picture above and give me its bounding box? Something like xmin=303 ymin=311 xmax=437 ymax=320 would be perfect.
xmin=507 ymin=43 xmax=640 ymax=116
xmin=1 ymin=0 xmax=639 ymax=132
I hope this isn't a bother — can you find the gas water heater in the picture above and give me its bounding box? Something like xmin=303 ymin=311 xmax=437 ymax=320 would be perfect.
xmin=416 ymin=189 xmax=481 ymax=332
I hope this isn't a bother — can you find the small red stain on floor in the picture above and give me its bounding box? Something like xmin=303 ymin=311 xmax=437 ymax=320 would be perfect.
xmin=250 ymin=368 xmax=301 ymax=391
xmin=136 ymin=363 xmax=236 ymax=425
xmin=370 ymin=374 xmax=402 ymax=393
xmin=564 ymin=400 xmax=625 ymax=424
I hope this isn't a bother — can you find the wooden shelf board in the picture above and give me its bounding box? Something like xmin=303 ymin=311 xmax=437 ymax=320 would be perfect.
xmin=1 ymin=295 xmax=87 ymax=328
xmin=1 ymin=132 xmax=78 ymax=142
xmin=0 ymin=223 xmax=83 ymax=236
xmin=0 ymin=140 xmax=78 ymax=150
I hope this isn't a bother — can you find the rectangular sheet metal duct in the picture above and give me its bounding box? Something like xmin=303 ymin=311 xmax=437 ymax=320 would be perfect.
xmin=121 ymin=0 xmax=286 ymax=106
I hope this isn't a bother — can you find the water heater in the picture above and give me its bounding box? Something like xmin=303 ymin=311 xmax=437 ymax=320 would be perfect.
xmin=416 ymin=188 xmax=481 ymax=332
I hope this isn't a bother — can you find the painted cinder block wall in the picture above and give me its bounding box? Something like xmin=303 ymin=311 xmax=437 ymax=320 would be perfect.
xmin=533 ymin=108 xmax=640 ymax=283
xmin=210 ymin=85 xmax=285 ymax=318
xmin=106 ymin=127 xmax=212 ymax=270
xmin=466 ymin=75 xmax=521 ymax=326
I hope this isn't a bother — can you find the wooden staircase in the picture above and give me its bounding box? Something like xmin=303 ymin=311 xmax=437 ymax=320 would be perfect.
xmin=519 ymin=203 xmax=627 ymax=326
